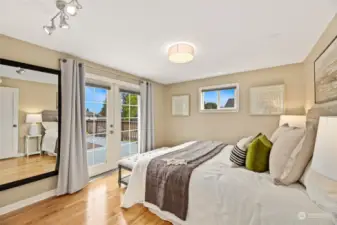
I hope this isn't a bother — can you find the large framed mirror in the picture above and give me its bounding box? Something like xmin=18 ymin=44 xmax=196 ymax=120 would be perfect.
xmin=0 ymin=59 xmax=61 ymax=191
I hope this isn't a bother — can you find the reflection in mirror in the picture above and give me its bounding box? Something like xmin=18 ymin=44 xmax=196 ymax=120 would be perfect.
xmin=0 ymin=63 xmax=59 ymax=186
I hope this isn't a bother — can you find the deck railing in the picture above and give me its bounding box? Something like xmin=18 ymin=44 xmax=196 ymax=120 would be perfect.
xmin=86 ymin=119 xmax=138 ymax=142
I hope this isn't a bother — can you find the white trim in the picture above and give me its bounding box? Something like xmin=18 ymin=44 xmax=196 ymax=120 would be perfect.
xmin=199 ymin=83 xmax=240 ymax=113
xmin=16 ymin=152 xmax=25 ymax=157
xmin=137 ymin=94 xmax=141 ymax=154
xmin=86 ymin=73 xmax=140 ymax=90
xmin=0 ymin=189 xmax=56 ymax=216
xmin=199 ymin=83 xmax=239 ymax=92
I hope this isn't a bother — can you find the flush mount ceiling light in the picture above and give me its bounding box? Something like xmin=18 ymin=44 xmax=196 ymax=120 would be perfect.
xmin=168 ymin=43 xmax=195 ymax=64
xmin=43 ymin=0 xmax=82 ymax=35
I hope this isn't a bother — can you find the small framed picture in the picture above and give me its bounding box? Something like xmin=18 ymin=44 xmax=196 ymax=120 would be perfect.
xmin=172 ymin=95 xmax=190 ymax=116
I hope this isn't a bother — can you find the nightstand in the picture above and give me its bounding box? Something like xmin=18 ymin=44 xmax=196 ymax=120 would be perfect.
xmin=25 ymin=135 xmax=42 ymax=157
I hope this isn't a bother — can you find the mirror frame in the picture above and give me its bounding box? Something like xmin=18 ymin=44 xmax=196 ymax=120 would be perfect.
xmin=0 ymin=58 xmax=61 ymax=191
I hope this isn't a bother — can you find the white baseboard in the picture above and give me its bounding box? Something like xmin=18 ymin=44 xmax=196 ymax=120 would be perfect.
xmin=0 ymin=189 xmax=56 ymax=216
xmin=16 ymin=152 xmax=25 ymax=157
xmin=0 ymin=153 xmax=25 ymax=160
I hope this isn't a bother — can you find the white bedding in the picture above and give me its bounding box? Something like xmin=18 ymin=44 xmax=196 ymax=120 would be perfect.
xmin=122 ymin=142 xmax=334 ymax=225
xmin=41 ymin=131 xmax=58 ymax=154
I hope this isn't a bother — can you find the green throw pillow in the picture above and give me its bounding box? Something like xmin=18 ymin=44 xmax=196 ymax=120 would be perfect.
xmin=246 ymin=135 xmax=273 ymax=172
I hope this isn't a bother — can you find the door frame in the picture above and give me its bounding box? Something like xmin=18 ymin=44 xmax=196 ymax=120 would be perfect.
xmin=85 ymin=73 xmax=140 ymax=177
xmin=0 ymin=87 xmax=19 ymax=159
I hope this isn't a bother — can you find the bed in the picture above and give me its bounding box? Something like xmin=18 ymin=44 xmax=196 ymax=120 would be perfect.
xmin=41 ymin=110 xmax=59 ymax=156
xmin=121 ymin=116 xmax=335 ymax=225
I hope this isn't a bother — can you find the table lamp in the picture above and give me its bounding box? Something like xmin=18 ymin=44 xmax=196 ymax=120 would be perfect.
xmin=26 ymin=114 xmax=42 ymax=135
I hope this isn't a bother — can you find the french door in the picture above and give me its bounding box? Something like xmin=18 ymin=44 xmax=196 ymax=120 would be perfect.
xmin=85 ymin=82 xmax=119 ymax=177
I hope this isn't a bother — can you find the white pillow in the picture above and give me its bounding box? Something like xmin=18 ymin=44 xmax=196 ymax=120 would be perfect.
xmin=42 ymin=122 xmax=58 ymax=131
xmin=280 ymin=123 xmax=317 ymax=185
xmin=269 ymin=128 xmax=305 ymax=184
xmin=237 ymin=136 xmax=253 ymax=149
xmin=269 ymin=123 xmax=294 ymax=143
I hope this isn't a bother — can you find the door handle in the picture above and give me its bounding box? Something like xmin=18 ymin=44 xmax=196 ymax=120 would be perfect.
xmin=13 ymin=124 xmax=17 ymax=128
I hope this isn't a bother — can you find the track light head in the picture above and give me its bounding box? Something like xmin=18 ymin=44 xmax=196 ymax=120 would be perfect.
xmin=63 ymin=0 xmax=82 ymax=16
xmin=43 ymin=20 xmax=56 ymax=35
xmin=65 ymin=4 xmax=78 ymax=16
xmin=59 ymin=13 xmax=70 ymax=29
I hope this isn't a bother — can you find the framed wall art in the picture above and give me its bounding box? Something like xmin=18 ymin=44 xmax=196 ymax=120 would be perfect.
xmin=172 ymin=95 xmax=190 ymax=116
xmin=250 ymin=84 xmax=285 ymax=115
xmin=314 ymin=35 xmax=337 ymax=104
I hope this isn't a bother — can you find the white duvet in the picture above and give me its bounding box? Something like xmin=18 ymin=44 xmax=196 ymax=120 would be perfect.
xmin=122 ymin=142 xmax=334 ymax=225
xmin=41 ymin=131 xmax=58 ymax=154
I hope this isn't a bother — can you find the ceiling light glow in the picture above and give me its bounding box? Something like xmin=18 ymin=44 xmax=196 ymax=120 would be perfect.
xmin=65 ymin=5 xmax=78 ymax=16
xmin=168 ymin=43 xmax=195 ymax=64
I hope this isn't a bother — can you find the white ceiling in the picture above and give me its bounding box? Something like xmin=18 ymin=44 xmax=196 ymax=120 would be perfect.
xmin=0 ymin=64 xmax=58 ymax=85
xmin=1 ymin=1 xmax=336 ymax=84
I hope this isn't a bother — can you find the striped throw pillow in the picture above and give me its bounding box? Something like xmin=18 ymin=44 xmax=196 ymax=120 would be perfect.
xmin=230 ymin=145 xmax=247 ymax=166
xmin=230 ymin=135 xmax=256 ymax=167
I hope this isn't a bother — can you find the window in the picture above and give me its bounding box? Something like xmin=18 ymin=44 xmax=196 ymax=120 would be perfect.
xmin=120 ymin=90 xmax=140 ymax=158
xmin=199 ymin=83 xmax=239 ymax=112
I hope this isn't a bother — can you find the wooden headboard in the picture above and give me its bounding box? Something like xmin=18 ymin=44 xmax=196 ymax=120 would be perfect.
xmin=41 ymin=110 xmax=58 ymax=122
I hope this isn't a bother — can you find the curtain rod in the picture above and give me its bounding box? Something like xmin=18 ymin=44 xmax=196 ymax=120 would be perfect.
xmin=84 ymin=64 xmax=144 ymax=84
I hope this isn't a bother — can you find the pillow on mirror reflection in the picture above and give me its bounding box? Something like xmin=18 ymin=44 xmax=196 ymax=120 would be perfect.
xmin=42 ymin=122 xmax=58 ymax=131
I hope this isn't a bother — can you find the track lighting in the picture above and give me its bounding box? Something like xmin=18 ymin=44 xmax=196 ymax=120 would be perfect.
xmin=43 ymin=19 xmax=56 ymax=35
xmin=59 ymin=13 xmax=70 ymax=29
xmin=43 ymin=0 xmax=82 ymax=35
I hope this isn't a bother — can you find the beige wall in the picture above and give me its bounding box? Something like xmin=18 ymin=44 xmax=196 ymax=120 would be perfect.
xmin=0 ymin=12 xmax=335 ymax=208
xmin=0 ymin=78 xmax=58 ymax=153
xmin=163 ymin=64 xmax=305 ymax=146
xmin=304 ymin=14 xmax=337 ymax=110
xmin=0 ymin=35 xmax=166 ymax=207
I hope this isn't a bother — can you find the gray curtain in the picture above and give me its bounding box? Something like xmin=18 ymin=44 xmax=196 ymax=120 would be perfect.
xmin=140 ymin=81 xmax=155 ymax=153
xmin=57 ymin=59 xmax=89 ymax=196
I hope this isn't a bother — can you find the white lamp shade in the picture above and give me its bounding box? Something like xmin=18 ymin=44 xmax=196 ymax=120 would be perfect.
xmin=168 ymin=43 xmax=195 ymax=63
xmin=26 ymin=114 xmax=42 ymax=124
xmin=311 ymin=117 xmax=337 ymax=181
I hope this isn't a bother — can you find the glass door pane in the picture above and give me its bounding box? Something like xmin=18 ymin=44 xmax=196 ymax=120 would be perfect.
xmin=120 ymin=91 xmax=140 ymax=158
xmin=85 ymin=86 xmax=108 ymax=167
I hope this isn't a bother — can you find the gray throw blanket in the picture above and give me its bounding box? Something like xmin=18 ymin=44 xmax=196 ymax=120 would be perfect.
xmin=145 ymin=141 xmax=227 ymax=220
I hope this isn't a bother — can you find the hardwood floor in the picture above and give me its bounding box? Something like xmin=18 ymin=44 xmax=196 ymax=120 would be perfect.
xmin=0 ymin=155 xmax=56 ymax=185
xmin=0 ymin=172 xmax=171 ymax=225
